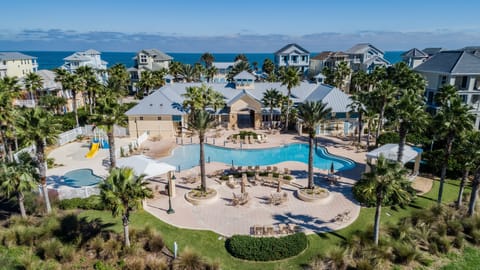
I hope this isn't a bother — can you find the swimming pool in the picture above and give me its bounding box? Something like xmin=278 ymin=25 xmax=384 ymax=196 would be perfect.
xmin=160 ymin=143 xmax=356 ymax=172
xmin=55 ymin=169 xmax=103 ymax=188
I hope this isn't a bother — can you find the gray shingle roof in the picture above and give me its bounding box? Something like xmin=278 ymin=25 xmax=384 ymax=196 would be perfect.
xmin=0 ymin=52 xmax=36 ymax=61
xmin=346 ymin=43 xmax=384 ymax=55
xmin=227 ymin=89 xmax=260 ymax=106
xmin=422 ymin=47 xmax=443 ymax=56
xmin=36 ymin=70 xmax=62 ymax=89
xmin=414 ymin=51 xmax=480 ymax=75
xmin=233 ymin=71 xmax=256 ymax=80
xmin=274 ymin=43 xmax=309 ymax=55
xmin=213 ymin=62 xmax=235 ymax=69
xmin=402 ymin=48 xmax=428 ymax=58
xmin=126 ymin=82 xmax=352 ymax=116
xmin=141 ymin=49 xmax=173 ymax=61
xmin=84 ymin=49 xmax=100 ymax=55
xmin=63 ymin=53 xmax=91 ymax=61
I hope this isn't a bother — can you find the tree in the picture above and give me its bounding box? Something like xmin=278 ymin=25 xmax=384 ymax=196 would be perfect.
xmin=200 ymin=52 xmax=215 ymax=68
xmin=298 ymin=101 xmax=332 ymax=189
xmin=227 ymin=61 xmax=252 ymax=80
xmin=90 ymin=94 xmax=127 ymax=169
xmin=16 ymin=108 xmax=61 ymax=213
xmin=358 ymin=156 xmax=411 ymax=244
xmin=205 ymin=66 xmax=218 ymax=83
xmin=0 ymin=155 xmax=38 ymax=218
xmin=434 ymin=85 xmax=474 ymax=204
xmin=182 ymin=64 xmax=196 ymax=82
xmin=262 ymin=58 xmax=275 ymax=75
xmin=321 ymin=66 xmax=335 ymax=86
xmin=234 ymin=54 xmax=248 ymax=62
xmin=371 ymin=80 xmax=397 ymax=147
xmin=137 ymin=70 xmax=155 ymax=96
xmin=38 ymin=95 xmax=67 ymax=114
xmin=350 ymin=70 xmax=369 ymax=93
xmin=54 ymin=68 xmax=83 ymax=127
xmin=99 ymin=167 xmax=153 ymax=247
xmin=392 ymin=88 xmax=429 ymax=163
xmin=279 ymin=66 xmax=301 ymax=131
xmin=76 ymin=66 xmax=97 ymax=114
xmin=188 ymin=110 xmax=216 ymax=192
xmin=348 ymin=91 xmax=367 ymax=144
xmin=182 ymin=84 xmax=225 ymax=111
xmin=262 ymin=88 xmax=282 ymax=129
xmin=169 ymin=61 xmax=183 ymax=79
xmin=454 ymin=131 xmax=480 ymax=209
xmin=333 ymin=61 xmax=351 ymax=92
xmin=193 ymin=63 xmax=204 ymax=81
xmin=107 ymin=63 xmax=130 ymax=98
xmin=0 ymin=76 xmax=21 ymax=161
xmin=24 ymin=72 xmax=43 ymax=102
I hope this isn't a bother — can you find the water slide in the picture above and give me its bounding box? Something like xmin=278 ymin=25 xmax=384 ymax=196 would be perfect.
xmin=101 ymin=139 xmax=110 ymax=149
xmin=85 ymin=143 xmax=100 ymax=158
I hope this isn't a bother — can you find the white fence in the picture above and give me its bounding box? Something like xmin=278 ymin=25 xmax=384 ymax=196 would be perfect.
xmin=57 ymin=125 xmax=129 ymax=146
xmin=55 ymin=186 xmax=100 ymax=200
xmin=115 ymin=131 xmax=149 ymax=158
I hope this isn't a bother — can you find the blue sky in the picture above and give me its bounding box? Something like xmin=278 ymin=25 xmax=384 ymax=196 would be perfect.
xmin=1 ymin=0 xmax=480 ymax=52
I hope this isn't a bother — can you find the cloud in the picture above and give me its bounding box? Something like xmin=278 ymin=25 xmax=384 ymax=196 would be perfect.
xmin=1 ymin=29 xmax=479 ymax=52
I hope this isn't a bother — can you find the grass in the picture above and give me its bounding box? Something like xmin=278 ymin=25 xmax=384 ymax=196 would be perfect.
xmin=80 ymin=178 xmax=466 ymax=270
xmin=441 ymin=247 xmax=480 ymax=270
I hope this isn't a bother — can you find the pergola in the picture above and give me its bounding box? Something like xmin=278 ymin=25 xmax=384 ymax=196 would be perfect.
xmin=365 ymin=144 xmax=422 ymax=175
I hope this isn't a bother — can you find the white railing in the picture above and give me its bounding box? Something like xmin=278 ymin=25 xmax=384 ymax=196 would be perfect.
xmin=14 ymin=99 xmax=36 ymax=108
xmin=55 ymin=186 xmax=100 ymax=200
xmin=57 ymin=127 xmax=84 ymax=146
xmin=115 ymin=131 xmax=149 ymax=158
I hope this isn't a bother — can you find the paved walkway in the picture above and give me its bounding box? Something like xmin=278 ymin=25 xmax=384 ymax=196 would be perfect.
xmin=144 ymin=131 xmax=368 ymax=236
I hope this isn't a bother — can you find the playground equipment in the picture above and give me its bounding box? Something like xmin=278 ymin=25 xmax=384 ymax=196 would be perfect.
xmin=85 ymin=127 xmax=110 ymax=158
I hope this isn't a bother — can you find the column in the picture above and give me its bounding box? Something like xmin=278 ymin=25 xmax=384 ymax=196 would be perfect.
xmin=413 ymin=153 xmax=421 ymax=175
xmin=168 ymin=171 xmax=176 ymax=198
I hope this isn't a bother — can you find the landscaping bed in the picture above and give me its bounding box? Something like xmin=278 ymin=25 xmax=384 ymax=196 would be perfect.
xmin=297 ymin=187 xmax=331 ymax=202
xmin=185 ymin=188 xmax=218 ymax=205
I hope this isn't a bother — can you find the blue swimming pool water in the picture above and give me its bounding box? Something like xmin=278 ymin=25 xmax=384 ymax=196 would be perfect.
xmin=160 ymin=143 xmax=356 ymax=172
xmin=59 ymin=169 xmax=103 ymax=188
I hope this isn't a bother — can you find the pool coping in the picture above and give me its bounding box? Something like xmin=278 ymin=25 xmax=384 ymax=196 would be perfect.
xmin=47 ymin=168 xmax=104 ymax=189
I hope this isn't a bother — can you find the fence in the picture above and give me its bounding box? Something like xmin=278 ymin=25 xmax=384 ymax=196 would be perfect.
xmin=57 ymin=125 xmax=129 ymax=146
xmin=115 ymin=131 xmax=149 ymax=158
xmin=54 ymin=186 xmax=100 ymax=200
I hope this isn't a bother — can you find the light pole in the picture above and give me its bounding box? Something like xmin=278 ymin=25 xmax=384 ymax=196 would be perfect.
xmin=167 ymin=172 xmax=175 ymax=214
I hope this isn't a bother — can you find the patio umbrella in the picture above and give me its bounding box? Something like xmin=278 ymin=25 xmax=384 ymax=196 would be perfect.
xmin=117 ymin=155 xmax=176 ymax=178
xmin=330 ymin=162 xmax=335 ymax=174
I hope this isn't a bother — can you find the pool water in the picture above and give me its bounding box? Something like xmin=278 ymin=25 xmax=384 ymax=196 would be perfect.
xmin=59 ymin=169 xmax=103 ymax=188
xmin=160 ymin=143 xmax=356 ymax=172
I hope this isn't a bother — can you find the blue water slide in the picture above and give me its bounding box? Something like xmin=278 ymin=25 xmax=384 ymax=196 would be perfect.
xmin=101 ymin=139 xmax=110 ymax=149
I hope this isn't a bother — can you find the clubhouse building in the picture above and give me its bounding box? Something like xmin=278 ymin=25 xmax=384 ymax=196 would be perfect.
xmin=125 ymin=71 xmax=356 ymax=138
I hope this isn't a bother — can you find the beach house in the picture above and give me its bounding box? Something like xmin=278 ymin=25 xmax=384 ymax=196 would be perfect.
xmin=61 ymin=49 xmax=108 ymax=82
xmin=274 ymin=43 xmax=310 ymax=73
xmin=211 ymin=61 xmax=236 ymax=83
xmin=0 ymin=52 xmax=38 ymax=79
xmin=414 ymin=50 xmax=480 ymax=129
xmin=128 ymin=49 xmax=174 ymax=91
xmin=402 ymin=48 xmax=429 ymax=69
xmin=125 ymin=73 xmax=355 ymax=138
xmin=346 ymin=43 xmax=390 ymax=73
xmin=309 ymin=51 xmax=350 ymax=77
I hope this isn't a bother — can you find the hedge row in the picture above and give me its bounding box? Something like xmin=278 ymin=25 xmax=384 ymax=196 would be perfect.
xmin=225 ymin=233 xmax=307 ymax=261
xmin=58 ymin=195 xmax=105 ymax=210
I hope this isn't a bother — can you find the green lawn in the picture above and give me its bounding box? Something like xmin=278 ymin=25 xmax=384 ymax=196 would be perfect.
xmin=80 ymin=179 xmax=465 ymax=270
xmin=441 ymin=247 xmax=480 ymax=270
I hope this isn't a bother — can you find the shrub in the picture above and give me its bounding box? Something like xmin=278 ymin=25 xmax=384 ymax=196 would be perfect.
xmin=58 ymin=195 xmax=105 ymax=210
xmin=174 ymin=247 xmax=205 ymax=270
xmin=219 ymin=175 xmax=229 ymax=181
xmin=46 ymin=158 xmax=55 ymax=169
xmin=123 ymin=256 xmax=146 ymax=270
xmin=37 ymin=238 xmax=63 ymax=260
xmin=283 ymin=175 xmax=293 ymax=180
xmin=145 ymin=255 xmax=168 ymax=270
xmin=446 ymin=219 xmax=463 ymax=237
xmin=225 ymin=233 xmax=307 ymax=261
xmin=145 ymin=234 xmax=164 ymax=253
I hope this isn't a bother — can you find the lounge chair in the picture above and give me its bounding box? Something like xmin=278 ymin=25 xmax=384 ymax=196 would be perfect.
xmin=227 ymin=175 xmax=239 ymax=189
xmin=284 ymin=168 xmax=290 ymax=175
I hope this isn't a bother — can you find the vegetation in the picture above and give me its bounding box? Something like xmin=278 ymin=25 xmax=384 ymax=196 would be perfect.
xmin=99 ymin=167 xmax=153 ymax=247
xmin=262 ymin=88 xmax=282 ymax=129
xmin=58 ymin=195 xmax=106 ymax=210
xmin=297 ymin=101 xmax=331 ymax=189
xmin=226 ymin=233 xmax=307 ymax=261
xmin=232 ymin=130 xmax=258 ymax=140
xmin=279 ymin=66 xmax=301 ymax=130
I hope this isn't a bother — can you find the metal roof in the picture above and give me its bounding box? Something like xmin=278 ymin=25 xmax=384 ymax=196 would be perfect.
xmin=213 ymin=62 xmax=235 ymax=69
xmin=0 ymin=52 xmax=36 ymax=61
xmin=36 ymin=70 xmax=62 ymax=89
xmin=346 ymin=43 xmax=384 ymax=55
xmin=140 ymin=49 xmax=173 ymax=61
xmin=126 ymin=82 xmax=352 ymax=116
xmin=366 ymin=143 xmax=422 ymax=164
xmin=414 ymin=50 xmax=480 ymax=75
xmin=274 ymin=43 xmax=309 ymax=55
xmin=84 ymin=49 xmax=101 ymax=55
xmin=233 ymin=71 xmax=256 ymax=80
xmin=402 ymin=48 xmax=429 ymax=58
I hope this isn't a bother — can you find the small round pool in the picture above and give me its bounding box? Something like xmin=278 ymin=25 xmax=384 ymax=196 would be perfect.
xmin=160 ymin=143 xmax=356 ymax=172
xmin=60 ymin=169 xmax=103 ymax=188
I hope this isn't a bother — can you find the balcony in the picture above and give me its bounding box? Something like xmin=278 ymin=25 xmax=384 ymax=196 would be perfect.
xmin=14 ymin=99 xmax=36 ymax=108
xmin=0 ymin=63 xmax=6 ymax=70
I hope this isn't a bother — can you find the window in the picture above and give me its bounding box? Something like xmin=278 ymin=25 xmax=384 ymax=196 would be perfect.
xmin=441 ymin=76 xmax=447 ymax=85
xmin=460 ymin=95 xmax=468 ymax=104
xmin=283 ymin=56 xmax=288 ymax=62
xmin=139 ymin=117 xmax=144 ymax=120
xmin=157 ymin=116 xmax=162 ymax=120
xmin=140 ymin=55 xmax=147 ymax=63
xmin=291 ymin=56 xmax=298 ymax=63
xmin=461 ymin=76 xmax=468 ymax=89
xmin=427 ymin=92 xmax=434 ymax=104
xmin=172 ymin=115 xmax=182 ymax=122
xmin=302 ymin=55 xmax=307 ymax=62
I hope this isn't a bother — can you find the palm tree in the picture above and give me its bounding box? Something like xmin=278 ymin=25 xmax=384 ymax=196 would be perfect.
xmin=24 ymin=72 xmax=43 ymax=102
xmin=76 ymin=66 xmax=97 ymax=114
xmin=182 ymin=64 xmax=196 ymax=82
xmin=333 ymin=61 xmax=351 ymax=92
xmin=193 ymin=63 xmax=204 ymax=82
xmin=434 ymin=85 xmax=474 ymax=204
xmin=227 ymin=61 xmax=252 ymax=80
xmin=137 ymin=70 xmax=155 ymax=96
xmin=279 ymin=66 xmax=301 ymax=131
xmin=359 ymin=156 xmax=411 ymax=244
xmin=200 ymin=52 xmax=215 ymax=68
xmin=205 ymin=66 xmax=218 ymax=83
xmin=16 ymin=108 xmax=61 ymax=213
xmin=90 ymin=95 xmax=127 ymax=169
xmin=38 ymin=95 xmax=67 ymax=114
xmin=348 ymin=91 xmax=367 ymax=144
xmin=298 ymin=101 xmax=332 ymax=189
xmin=371 ymin=80 xmax=397 ymax=147
xmin=169 ymin=61 xmax=183 ymax=79
xmin=99 ymin=167 xmax=153 ymax=247
xmin=107 ymin=63 xmax=130 ymax=98
xmin=0 ymin=156 xmax=38 ymax=218
xmin=188 ymin=110 xmax=216 ymax=192
xmin=392 ymin=88 xmax=429 ymax=163
xmin=234 ymin=54 xmax=248 ymax=62
xmin=262 ymin=88 xmax=282 ymax=129
xmin=262 ymin=58 xmax=275 ymax=75
xmin=0 ymin=76 xmax=21 ymax=161
xmin=350 ymin=70 xmax=369 ymax=93
xmin=54 ymin=68 xmax=83 ymax=127
xmin=454 ymin=131 xmax=480 ymax=208
xmin=182 ymin=84 xmax=224 ymax=111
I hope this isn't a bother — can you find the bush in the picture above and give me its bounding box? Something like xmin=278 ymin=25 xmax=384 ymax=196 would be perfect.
xmin=58 ymin=195 xmax=105 ymax=210
xmin=145 ymin=234 xmax=164 ymax=253
xmin=283 ymin=175 xmax=293 ymax=180
xmin=225 ymin=233 xmax=307 ymax=261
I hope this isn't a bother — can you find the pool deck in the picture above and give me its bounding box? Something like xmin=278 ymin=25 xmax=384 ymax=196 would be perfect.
xmin=142 ymin=130 xmax=368 ymax=236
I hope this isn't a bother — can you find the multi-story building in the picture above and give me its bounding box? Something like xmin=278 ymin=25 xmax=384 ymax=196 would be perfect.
xmin=61 ymin=49 xmax=108 ymax=82
xmin=274 ymin=43 xmax=310 ymax=73
xmin=309 ymin=51 xmax=350 ymax=76
xmin=0 ymin=52 xmax=38 ymax=78
xmin=346 ymin=43 xmax=390 ymax=73
xmin=129 ymin=49 xmax=174 ymax=91
xmin=211 ymin=61 xmax=236 ymax=83
xmin=401 ymin=48 xmax=429 ymax=69
xmin=414 ymin=50 xmax=480 ymax=129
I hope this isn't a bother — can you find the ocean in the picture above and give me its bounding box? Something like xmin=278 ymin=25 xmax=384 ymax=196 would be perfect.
xmin=20 ymin=51 xmax=404 ymax=71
